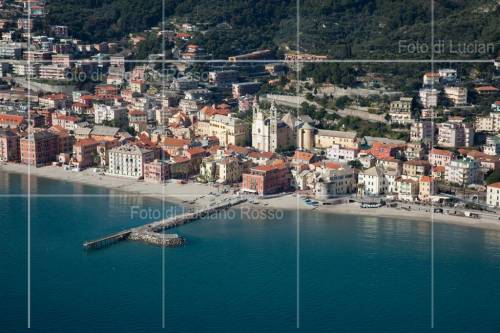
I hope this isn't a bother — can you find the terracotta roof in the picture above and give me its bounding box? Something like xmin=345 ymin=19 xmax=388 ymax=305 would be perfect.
xmin=186 ymin=146 xmax=206 ymax=156
xmin=476 ymin=85 xmax=498 ymax=91
xmin=488 ymin=182 xmax=500 ymax=189
xmin=163 ymin=137 xmax=191 ymax=147
xmin=74 ymin=138 xmax=97 ymax=147
xmin=430 ymin=148 xmax=454 ymax=157
xmin=420 ymin=176 xmax=433 ymax=183
xmin=0 ymin=114 xmax=25 ymax=125
xmin=293 ymin=150 xmax=315 ymax=162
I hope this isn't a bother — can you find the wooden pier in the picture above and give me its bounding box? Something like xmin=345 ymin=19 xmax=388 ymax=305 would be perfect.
xmin=83 ymin=197 xmax=247 ymax=250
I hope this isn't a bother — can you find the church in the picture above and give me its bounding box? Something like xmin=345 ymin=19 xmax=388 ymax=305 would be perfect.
xmin=251 ymin=99 xmax=296 ymax=152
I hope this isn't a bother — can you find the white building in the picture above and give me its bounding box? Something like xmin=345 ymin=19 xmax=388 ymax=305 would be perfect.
xmin=444 ymin=86 xmax=467 ymax=106
xmin=107 ymin=144 xmax=155 ymax=179
xmin=389 ymin=97 xmax=413 ymax=124
xmin=483 ymin=136 xmax=500 ymax=156
xmin=438 ymin=69 xmax=458 ymax=83
xmin=314 ymin=167 xmax=356 ymax=200
xmin=326 ymin=144 xmax=358 ymax=163
xmin=411 ymin=121 xmax=434 ymax=142
xmin=94 ymin=104 xmax=128 ymax=126
xmin=358 ymin=166 xmax=386 ymax=195
xmin=437 ymin=122 xmax=474 ymax=148
xmin=486 ymin=183 xmax=500 ymax=207
xmin=445 ymin=158 xmax=481 ymax=186
xmin=419 ymin=88 xmax=439 ymax=108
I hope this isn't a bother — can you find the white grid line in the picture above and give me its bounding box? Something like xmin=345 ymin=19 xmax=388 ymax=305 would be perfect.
xmin=296 ymin=0 xmax=301 ymax=328
xmin=161 ymin=0 xmax=167 ymax=328
xmin=12 ymin=0 xmax=495 ymax=330
xmin=27 ymin=1 xmax=32 ymax=329
xmin=430 ymin=0 xmax=436 ymax=329
xmin=5 ymin=59 xmax=496 ymax=64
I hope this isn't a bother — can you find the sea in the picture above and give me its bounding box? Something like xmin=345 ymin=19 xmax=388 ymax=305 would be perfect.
xmin=1 ymin=170 xmax=500 ymax=333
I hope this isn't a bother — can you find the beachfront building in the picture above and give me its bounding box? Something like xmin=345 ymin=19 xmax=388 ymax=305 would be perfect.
xmin=20 ymin=131 xmax=59 ymax=167
xmin=241 ymin=163 xmax=290 ymax=196
xmin=357 ymin=166 xmax=386 ymax=196
xmin=445 ymin=158 xmax=481 ymax=186
xmin=107 ymin=144 xmax=155 ymax=179
xmin=397 ymin=179 xmax=419 ymax=202
xmin=0 ymin=128 xmax=20 ymax=162
xmin=486 ymin=182 xmax=500 ymax=207
xmin=418 ymin=176 xmax=435 ymax=202
xmin=144 ymin=160 xmax=170 ymax=183
xmin=72 ymin=138 xmax=98 ymax=169
xmin=314 ymin=167 xmax=356 ymax=200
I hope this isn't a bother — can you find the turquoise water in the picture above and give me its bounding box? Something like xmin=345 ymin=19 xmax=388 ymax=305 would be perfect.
xmin=1 ymin=171 xmax=500 ymax=332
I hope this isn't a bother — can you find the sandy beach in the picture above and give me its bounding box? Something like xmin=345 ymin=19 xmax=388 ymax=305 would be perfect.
xmin=2 ymin=162 xmax=500 ymax=231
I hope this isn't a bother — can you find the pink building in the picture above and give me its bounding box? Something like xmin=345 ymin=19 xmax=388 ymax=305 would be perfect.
xmin=144 ymin=160 xmax=171 ymax=183
xmin=0 ymin=128 xmax=20 ymax=161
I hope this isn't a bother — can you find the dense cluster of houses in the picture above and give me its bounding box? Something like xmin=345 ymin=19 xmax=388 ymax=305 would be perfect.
xmin=1 ymin=0 xmax=500 ymax=209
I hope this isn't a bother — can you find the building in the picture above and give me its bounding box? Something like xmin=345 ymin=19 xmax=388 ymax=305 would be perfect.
xmin=0 ymin=114 xmax=25 ymax=129
xmin=405 ymin=141 xmax=426 ymax=160
xmin=107 ymin=144 xmax=155 ymax=179
xmin=326 ymin=144 xmax=358 ymax=163
xmin=389 ymin=97 xmax=413 ymax=124
xmin=232 ymin=82 xmax=260 ymax=98
xmin=486 ymin=182 xmax=500 ymax=207
xmin=444 ymin=86 xmax=467 ymax=106
xmin=209 ymin=114 xmax=247 ymax=147
xmin=445 ymin=158 xmax=481 ymax=186
xmin=437 ymin=122 xmax=474 ymax=148
xmin=0 ymin=128 xmax=19 ymax=161
xmin=483 ymin=136 xmax=500 ymax=156
xmin=208 ymin=70 xmax=239 ymax=88
xmin=313 ymin=129 xmax=358 ymax=150
xmin=51 ymin=114 xmax=80 ymax=131
xmin=241 ymin=163 xmax=290 ymax=196
xmin=39 ymin=64 xmax=71 ymax=81
xmin=423 ymin=72 xmax=440 ymax=86
xmin=398 ymin=179 xmax=419 ymax=201
xmin=72 ymin=139 xmax=98 ymax=169
xmin=403 ymin=160 xmax=431 ymax=178
xmin=419 ymin=88 xmax=439 ymax=108
xmin=429 ymin=148 xmax=455 ymax=167
xmin=251 ymin=101 xmax=295 ymax=152
xmin=20 ymin=131 xmax=58 ymax=167
xmin=94 ymin=104 xmax=128 ymax=126
xmin=358 ymin=166 xmax=386 ymax=196
xmin=418 ymin=176 xmax=435 ymax=202
xmin=438 ymin=69 xmax=458 ymax=84
xmin=144 ymin=160 xmax=170 ymax=183
xmin=314 ymin=166 xmax=356 ymax=200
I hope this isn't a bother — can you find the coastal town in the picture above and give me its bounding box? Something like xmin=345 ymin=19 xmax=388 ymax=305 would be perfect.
xmin=1 ymin=0 xmax=500 ymax=225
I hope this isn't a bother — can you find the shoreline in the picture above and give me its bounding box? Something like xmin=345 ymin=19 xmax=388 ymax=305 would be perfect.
xmin=2 ymin=163 xmax=500 ymax=232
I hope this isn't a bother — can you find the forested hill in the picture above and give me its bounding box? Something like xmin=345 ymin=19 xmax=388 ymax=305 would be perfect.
xmin=46 ymin=0 xmax=499 ymax=59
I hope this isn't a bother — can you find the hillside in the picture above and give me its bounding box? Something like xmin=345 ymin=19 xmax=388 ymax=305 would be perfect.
xmin=45 ymin=0 xmax=500 ymax=59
